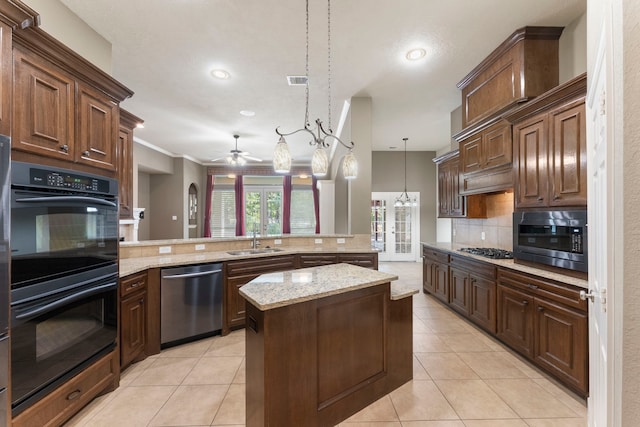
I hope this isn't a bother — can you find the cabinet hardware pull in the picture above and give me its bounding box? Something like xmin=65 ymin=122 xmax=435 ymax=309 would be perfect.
xmin=553 ymin=194 xmax=560 ymax=200
xmin=60 ymin=144 xmax=69 ymax=152
xmin=537 ymin=197 xmax=544 ymax=201
xmin=82 ymin=150 xmax=90 ymax=156
xmin=66 ymin=389 xmax=81 ymax=401
xmin=130 ymin=282 xmax=142 ymax=288
xmin=522 ymin=300 xmax=529 ymax=305
xmin=528 ymin=284 xmax=538 ymax=290
xmin=537 ymin=306 xmax=545 ymax=312
xmin=140 ymin=298 xmax=144 ymax=304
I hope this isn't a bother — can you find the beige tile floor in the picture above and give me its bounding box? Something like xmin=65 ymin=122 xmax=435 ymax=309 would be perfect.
xmin=65 ymin=261 xmax=587 ymax=427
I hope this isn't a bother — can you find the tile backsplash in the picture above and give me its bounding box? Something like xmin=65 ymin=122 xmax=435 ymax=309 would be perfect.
xmin=452 ymin=192 xmax=514 ymax=250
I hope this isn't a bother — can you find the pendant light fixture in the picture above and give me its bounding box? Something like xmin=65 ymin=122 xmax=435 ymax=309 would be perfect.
xmin=273 ymin=0 xmax=357 ymax=179
xmin=394 ymin=138 xmax=417 ymax=208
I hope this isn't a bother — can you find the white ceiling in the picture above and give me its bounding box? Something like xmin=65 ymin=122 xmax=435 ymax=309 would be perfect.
xmin=59 ymin=0 xmax=586 ymax=166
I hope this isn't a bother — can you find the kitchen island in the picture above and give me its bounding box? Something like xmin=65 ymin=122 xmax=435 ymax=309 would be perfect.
xmin=240 ymin=263 xmax=416 ymax=427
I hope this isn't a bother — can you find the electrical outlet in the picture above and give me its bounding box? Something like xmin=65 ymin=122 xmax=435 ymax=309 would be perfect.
xmin=274 ymin=239 xmax=282 ymax=245
xmin=315 ymin=238 xmax=323 ymax=244
xmin=195 ymin=244 xmax=205 ymax=251
xmin=336 ymin=238 xmax=346 ymax=244
xmin=159 ymin=246 xmax=172 ymax=254
xmin=171 ymin=215 xmax=177 ymax=221
xmin=481 ymin=231 xmax=486 ymax=241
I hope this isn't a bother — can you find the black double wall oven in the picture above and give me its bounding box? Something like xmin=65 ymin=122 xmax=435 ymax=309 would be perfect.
xmin=10 ymin=161 xmax=119 ymax=416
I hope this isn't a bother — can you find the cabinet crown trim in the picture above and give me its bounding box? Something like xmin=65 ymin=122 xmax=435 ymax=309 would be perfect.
xmin=432 ymin=149 xmax=459 ymax=164
xmin=503 ymin=73 xmax=587 ymax=123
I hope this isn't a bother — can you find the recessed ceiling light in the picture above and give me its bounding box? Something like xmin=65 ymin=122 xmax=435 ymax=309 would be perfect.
xmin=211 ymin=69 xmax=231 ymax=79
xmin=240 ymin=110 xmax=255 ymax=117
xmin=406 ymin=48 xmax=426 ymax=61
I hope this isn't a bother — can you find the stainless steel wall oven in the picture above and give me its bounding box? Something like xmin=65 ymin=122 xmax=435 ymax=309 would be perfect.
xmin=9 ymin=161 xmax=119 ymax=416
xmin=513 ymin=210 xmax=588 ymax=273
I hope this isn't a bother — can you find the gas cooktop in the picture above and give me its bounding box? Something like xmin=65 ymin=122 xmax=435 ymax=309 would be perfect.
xmin=458 ymin=247 xmax=514 ymax=260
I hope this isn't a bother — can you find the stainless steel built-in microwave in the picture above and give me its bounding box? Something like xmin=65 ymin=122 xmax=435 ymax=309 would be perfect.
xmin=513 ymin=210 xmax=588 ymax=273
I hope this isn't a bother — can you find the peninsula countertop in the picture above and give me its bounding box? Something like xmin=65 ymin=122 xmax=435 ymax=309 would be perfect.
xmin=239 ymin=263 xmax=415 ymax=311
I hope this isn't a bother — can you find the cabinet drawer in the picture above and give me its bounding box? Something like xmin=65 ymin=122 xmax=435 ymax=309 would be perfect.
xmin=338 ymin=253 xmax=378 ymax=269
xmin=497 ymin=268 xmax=586 ymax=312
xmin=450 ymin=255 xmax=496 ymax=280
xmin=120 ymin=271 xmax=148 ymax=298
xmin=12 ymin=351 xmax=117 ymax=427
xmin=226 ymin=255 xmax=297 ymax=277
xmin=422 ymin=247 xmax=449 ymax=264
xmin=298 ymin=254 xmax=338 ymax=268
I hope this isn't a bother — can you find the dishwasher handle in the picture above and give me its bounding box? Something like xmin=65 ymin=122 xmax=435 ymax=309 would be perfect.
xmin=162 ymin=269 xmax=222 ymax=280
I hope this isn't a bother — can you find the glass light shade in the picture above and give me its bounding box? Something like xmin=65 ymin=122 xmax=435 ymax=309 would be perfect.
xmin=311 ymin=146 xmax=329 ymax=176
xmin=273 ymin=136 xmax=292 ymax=173
xmin=342 ymin=151 xmax=358 ymax=179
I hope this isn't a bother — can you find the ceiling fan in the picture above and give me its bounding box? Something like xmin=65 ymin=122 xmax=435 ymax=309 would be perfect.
xmin=211 ymin=134 xmax=262 ymax=165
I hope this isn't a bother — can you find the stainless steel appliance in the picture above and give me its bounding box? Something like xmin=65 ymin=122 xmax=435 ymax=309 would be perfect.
xmin=513 ymin=210 xmax=588 ymax=273
xmin=161 ymin=263 xmax=223 ymax=347
xmin=9 ymin=161 xmax=119 ymax=416
xmin=0 ymin=135 xmax=9 ymax=427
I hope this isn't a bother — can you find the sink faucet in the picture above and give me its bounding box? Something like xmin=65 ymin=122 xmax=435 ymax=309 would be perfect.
xmin=251 ymin=225 xmax=260 ymax=249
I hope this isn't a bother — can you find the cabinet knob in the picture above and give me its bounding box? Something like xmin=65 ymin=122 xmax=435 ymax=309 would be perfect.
xmin=553 ymin=194 xmax=560 ymax=200
xmin=60 ymin=144 xmax=69 ymax=153
xmin=537 ymin=197 xmax=544 ymax=202
xmin=140 ymin=298 xmax=144 ymax=304
xmin=527 ymin=284 xmax=538 ymax=290
xmin=522 ymin=300 xmax=529 ymax=305
xmin=82 ymin=150 xmax=90 ymax=156
xmin=537 ymin=306 xmax=545 ymax=312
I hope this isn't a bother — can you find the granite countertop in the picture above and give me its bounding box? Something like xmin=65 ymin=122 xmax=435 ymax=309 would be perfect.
xmin=119 ymin=246 xmax=378 ymax=277
xmin=238 ymin=263 xmax=409 ymax=311
xmin=421 ymin=241 xmax=588 ymax=289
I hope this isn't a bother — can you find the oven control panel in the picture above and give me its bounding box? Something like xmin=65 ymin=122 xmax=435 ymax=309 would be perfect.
xmin=29 ymin=167 xmax=111 ymax=193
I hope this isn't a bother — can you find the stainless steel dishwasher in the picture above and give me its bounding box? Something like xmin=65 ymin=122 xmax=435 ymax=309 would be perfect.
xmin=160 ymin=263 xmax=223 ymax=347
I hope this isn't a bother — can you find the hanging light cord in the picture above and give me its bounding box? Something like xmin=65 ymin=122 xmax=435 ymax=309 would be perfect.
xmin=275 ymin=0 xmax=354 ymax=152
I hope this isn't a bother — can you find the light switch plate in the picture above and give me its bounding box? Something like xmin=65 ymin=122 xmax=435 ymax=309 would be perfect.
xmin=336 ymin=238 xmax=346 ymax=244
xmin=274 ymin=239 xmax=282 ymax=245
xmin=315 ymin=238 xmax=323 ymax=244
xmin=159 ymin=246 xmax=172 ymax=254
xmin=171 ymin=215 xmax=178 ymax=221
xmin=481 ymin=231 xmax=486 ymax=241
xmin=195 ymin=244 xmax=205 ymax=251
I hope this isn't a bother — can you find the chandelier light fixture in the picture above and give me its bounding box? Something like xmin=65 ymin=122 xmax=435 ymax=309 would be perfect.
xmin=395 ymin=137 xmax=417 ymax=208
xmin=273 ymin=0 xmax=358 ymax=179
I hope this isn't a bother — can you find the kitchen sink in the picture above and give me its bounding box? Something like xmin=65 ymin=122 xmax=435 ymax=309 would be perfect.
xmin=226 ymin=248 xmax=284 ymax=256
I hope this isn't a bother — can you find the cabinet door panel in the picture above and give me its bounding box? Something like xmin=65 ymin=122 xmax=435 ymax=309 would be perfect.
xmin=497 ymin=284 xmax=534 ymax=357
xmin=534 ymin=298 xmax=587 ymax=393
xmin=422 ymin=258 xmax=435 ymax=294
xmin=121 ymin=291 xmax=146 ymax=368
xmin=433 ymin=264 xmax=449 ymax=304
xmin=77 ymin=83 xmax=118 ymax=171
xmin=469 ymin=275 xmax=497 ymax=333
xmin=460 ymin=134 xmax=483 ymax=174
xmin=449 ymin=267 xmax=469 ymax=315
xmin=0 ymin=22 xmax=11 ymax=136
xmin=13 ymin=46 xmax=74 ymax=160
xmin=118 ymin=127 xmax=133 ymax=219
xmin=448 ymin=159 xmax=465 ymax=217
xmin=515 ymin=117 xmax=547 ymax=208
xmin=483 ymin=122 xmax=512 ymax=170
xmin=549 ymin=102 xmax=587 ymax=207
xmin=437 ymin=165 xmax=449 ymax=217
xmin=226 ymin=275 xmax=258 ymax=329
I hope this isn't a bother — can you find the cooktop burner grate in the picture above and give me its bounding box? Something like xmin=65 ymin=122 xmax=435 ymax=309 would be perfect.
xmin=458 ymin=247 xmax=514 ymax=259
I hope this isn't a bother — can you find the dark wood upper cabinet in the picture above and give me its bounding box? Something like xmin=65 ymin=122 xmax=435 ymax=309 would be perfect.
xmin=434 ymin=150 xmax=486 ymax=218
xmin=118 ymin=109 xmax=143 ymax=219
xmin=506 ymin=73 xmax=587 ymax=210
xmin=457 ymin=26 xmax=563 ymax=128
xmin=77 ymin=82 xmax=118 ymax=171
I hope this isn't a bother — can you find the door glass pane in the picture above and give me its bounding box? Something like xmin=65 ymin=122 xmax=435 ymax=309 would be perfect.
xmin=244 ymin=191 xmax=261 ymax=234
xmin=265 ymin=191 xmax=282 ymax=236
xmin=371 ymin=200 xmax=386 ymax=252
xmin=394 ymin=206 xmax=412 ymax=254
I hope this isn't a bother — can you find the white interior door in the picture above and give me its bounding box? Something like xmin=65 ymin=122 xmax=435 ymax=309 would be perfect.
xmin=586 ymin=1 xmax=618 ymax=424
xmin=371 ymin=192 xmax=420 ymax=262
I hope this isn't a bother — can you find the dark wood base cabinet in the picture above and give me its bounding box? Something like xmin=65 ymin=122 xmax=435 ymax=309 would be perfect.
xmin=245 ymin=284 xmax=412 ymax=427
xmin=422 ymin=247 xmax=449 ymax=304
xmin=497 ymin=269 xmax=588 ymax=396
xmin=11 ymin=351 xmax=119 ymax=427
xmin=449 ymin=255 xmax=497 ymax=333
xmin=120 ymin=272 xmax=148 ymax=369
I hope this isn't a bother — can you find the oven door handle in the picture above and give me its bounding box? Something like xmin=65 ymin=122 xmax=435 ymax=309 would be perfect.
xmin=15 ymin=195 xmax=117 ymax=208
xmin=14 ymin=281 xmax=117 ymax=321
xmin=162 ymin=269 xmax=222 ymax=280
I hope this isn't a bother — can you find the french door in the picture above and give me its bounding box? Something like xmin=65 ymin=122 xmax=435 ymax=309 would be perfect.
xmin=371 ymin=192 xmax=420 ymax=262
xmin=244 ymin=187 xmax=282 ymax=236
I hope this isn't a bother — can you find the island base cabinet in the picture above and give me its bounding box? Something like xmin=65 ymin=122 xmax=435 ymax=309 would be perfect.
xmin=245 ymin=284 xmax=412 ymax=427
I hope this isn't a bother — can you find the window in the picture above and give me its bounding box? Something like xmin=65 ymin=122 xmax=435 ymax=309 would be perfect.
xmin=290 ymin=187 xmax=315 ymax=234
xmin=210 ymin=186 xmax=236 ymax=238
